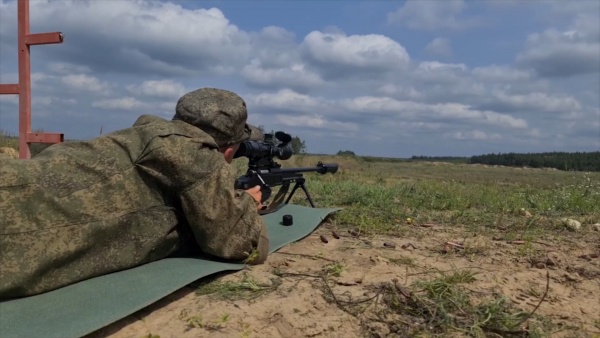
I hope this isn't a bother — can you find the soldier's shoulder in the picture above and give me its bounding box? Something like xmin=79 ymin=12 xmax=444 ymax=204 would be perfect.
xmin=132 ymin=114 xmax=169 ymax=127
xmin=133 ymin=114 xmax=215 ymax=141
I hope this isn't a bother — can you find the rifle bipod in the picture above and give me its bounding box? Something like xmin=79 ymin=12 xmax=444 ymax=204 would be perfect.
xmin=258 ymin=177 xmax=316 ymax=215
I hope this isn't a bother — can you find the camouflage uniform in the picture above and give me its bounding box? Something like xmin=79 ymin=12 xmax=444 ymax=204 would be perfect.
xmin=0 ymin=88 xmax=268 ymax=300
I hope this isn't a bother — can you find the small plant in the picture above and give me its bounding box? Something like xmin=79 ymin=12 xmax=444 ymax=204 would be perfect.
xmin=195 ymin=272 xmax=280 ymax=301
xmin=325 ymin=262 xmax=345 ymax=277
xmin=178 ymin=309 xmax=232 ymax=332
xmin=376 ymin=271 xmax=534 ymax=336
xmin=220 ymin=313 xmax=230 ymax=323
xmin=388 ymin=256 xmax=416 ymax=267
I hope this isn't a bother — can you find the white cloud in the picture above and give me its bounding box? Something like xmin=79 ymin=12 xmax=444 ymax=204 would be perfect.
xmin=425 ymin=37 xmax=452 ymax=56
xmin=241 ymin=59 xmax=325 ymax=91
xmin=92 ymin=97 xmax=147 ymax=110
xmin=0 ymin=0 xmax=251 ymax=76
xmin=471 ymin=65 xmax=532 ymax=82
xmin=515 ymin=1 xmax=600 ymax=78
xmin=417 ymin=61 xmax=467 ymax=72
xmin=250 ymin=89 xmax=529 ymax=131
xmin=47 ymin=62 xmax=92 ymax=75
xmin=387 ymin=0 xmax=480 ymax=31
xmin=32 ymin=96 xmax=77 ymax=106
xmin=491 ymin=91 xmax=581 ymax=113
xmin=249 ymin=26 xmax=299 ymax=68
xmin=414 ymin=61 xmax=469 ymax=83
xmin=302 ymin=31 xmax=410 ymax=71
xmin=377 ymin=84 xmax=423 ymax=100
xmin=61 ymin=74 xmax=111 ymax=95
xmin=450 ymin=130 xmax=504 ymax=141
xmin=246 ymin=89 xmax=327 ymax=113
xmin=126 ymin=80 xmax=187 ymax=99
xmin=342 ymin=97 xmax=528 ymax=129
xmin=275 ymin=114 xmax=359 ymax=131
xmin=238 ymin=26 xmax=328 ymax=92
xmin=516 ymin=29 xmax=600 ymax=77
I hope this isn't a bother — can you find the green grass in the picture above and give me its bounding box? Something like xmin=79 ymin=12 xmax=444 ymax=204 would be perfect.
xmin=0 ymin=130 xmax=19 ymax=149
xmin=195 ymin=272 xmax=281 ymax=301
xmin=234 ymin=155 xmax=599 ymax=238
xmin=383 ymin=269 xmax=535 ymax=337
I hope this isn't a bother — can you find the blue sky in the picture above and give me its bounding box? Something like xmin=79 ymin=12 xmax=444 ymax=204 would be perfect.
xmin=0 ymin=0 xmax=598 ymax=157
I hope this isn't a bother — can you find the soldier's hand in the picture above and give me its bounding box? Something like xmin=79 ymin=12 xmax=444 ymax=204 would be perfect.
xmin=245 ymin=185 xmax=263 ymax=210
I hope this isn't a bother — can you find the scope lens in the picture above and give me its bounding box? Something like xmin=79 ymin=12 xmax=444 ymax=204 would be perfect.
xmin=276 ymin=145 xmax=293 ymax=160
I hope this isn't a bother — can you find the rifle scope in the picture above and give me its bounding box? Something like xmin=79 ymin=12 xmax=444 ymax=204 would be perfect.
xmin=234 ymin=131 xmax=293 ymax=161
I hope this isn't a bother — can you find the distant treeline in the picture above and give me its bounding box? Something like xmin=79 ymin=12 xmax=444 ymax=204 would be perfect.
xmin=410 ymin=156 xmax=470 ymax=163
xmin=468 ymin=151 xmax=600 ymax=172
xmin=361 ymin=156 xmax=409 ymax=163
xmin=338 ymin=151 xmax=600 ymax=172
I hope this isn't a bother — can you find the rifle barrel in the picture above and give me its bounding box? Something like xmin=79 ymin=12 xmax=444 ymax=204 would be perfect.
xmin=266 ymin=162 xmax=338 ymax=175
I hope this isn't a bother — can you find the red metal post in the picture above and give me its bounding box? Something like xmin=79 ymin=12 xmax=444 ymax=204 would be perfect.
xmin=17 ymin=0 xmax=31 ymax=159
xmin=0 ymin=0 xmax=64 ymax=159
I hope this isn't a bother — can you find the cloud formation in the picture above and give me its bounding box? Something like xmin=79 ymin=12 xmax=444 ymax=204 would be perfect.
xmin=425 ymin=38 xmax=452 ymax=57
xmin=0 ymin=0 xmax=597 ymax=157
xmin=387 ymin=0 xmax=481 ymax=31
xmin=515 ymin=1 xmax=600 ymax=78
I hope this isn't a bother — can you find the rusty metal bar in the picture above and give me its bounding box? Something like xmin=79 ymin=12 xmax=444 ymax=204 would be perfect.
xmin=27 ymin=132 xmax=64 ymax=143
xmin=25 ymin=32 xmax=64 ymax=45
xmin=0 ymin=84 xmax=20 ymax=94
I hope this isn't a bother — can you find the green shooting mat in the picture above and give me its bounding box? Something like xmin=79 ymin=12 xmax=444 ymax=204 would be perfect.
xmin=0 ymin=204 xmax=340 ymax=338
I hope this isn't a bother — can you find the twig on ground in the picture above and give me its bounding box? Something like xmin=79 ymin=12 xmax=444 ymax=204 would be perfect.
xmin=407 ymin=266 xmax=497 ymax=277
xmin=515 ymin=269 xmax=550 ymax=327
xmin=274 ymin=251 xmax=337 ymax=262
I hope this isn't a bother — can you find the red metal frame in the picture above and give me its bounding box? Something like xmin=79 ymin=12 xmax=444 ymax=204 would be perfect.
xmin=0 ymin=0 xmax=64 ymax=159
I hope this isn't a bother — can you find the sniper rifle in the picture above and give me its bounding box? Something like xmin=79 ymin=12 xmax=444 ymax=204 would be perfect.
xmin=233 ymin=131 xmax=338 ymax=215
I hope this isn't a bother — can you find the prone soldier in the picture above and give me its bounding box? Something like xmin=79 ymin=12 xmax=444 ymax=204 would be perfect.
xmin=0 ymin=87 xmax=269 ymax=300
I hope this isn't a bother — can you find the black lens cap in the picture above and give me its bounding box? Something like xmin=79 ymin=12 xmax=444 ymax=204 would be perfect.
xmin=282 ymin=214 xmax=293 ymax=226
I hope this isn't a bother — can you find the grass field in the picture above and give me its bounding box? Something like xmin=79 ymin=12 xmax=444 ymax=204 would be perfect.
xmin=235 ymin=154 xmax=599 ymax=234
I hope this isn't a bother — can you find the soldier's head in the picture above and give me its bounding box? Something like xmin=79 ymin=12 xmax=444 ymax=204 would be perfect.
xmin=173 ymin=87 xmax=263 ymax=163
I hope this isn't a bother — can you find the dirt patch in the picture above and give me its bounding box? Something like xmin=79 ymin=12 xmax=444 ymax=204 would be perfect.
xmin=88 ymin=222 xmax=600 ymax=338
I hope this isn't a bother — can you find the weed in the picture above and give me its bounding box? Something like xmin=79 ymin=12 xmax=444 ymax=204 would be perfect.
xmin=177 ymin=308 xmax=231 ymax=332
xmin=388 ymin=256 xmax=416 ymax=267
xmin=220 ymin=313 xmax=230 ymax=323
xmin=195 ymin=272 xmax=281 ymax=301
xmin=325 ymin=262 xmax=345 ymax=277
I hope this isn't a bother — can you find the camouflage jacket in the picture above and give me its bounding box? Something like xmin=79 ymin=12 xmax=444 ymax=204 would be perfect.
xmin=0 ymin=115 xmax=268 ymax=299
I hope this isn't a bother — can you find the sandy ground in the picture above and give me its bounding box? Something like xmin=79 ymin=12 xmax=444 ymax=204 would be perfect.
xmin=88 ymin=221 xmax=600 ymax=338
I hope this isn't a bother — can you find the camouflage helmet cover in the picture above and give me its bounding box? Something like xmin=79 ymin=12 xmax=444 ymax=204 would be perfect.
xmin=173 ymin=87 xmax=263 ymax=147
